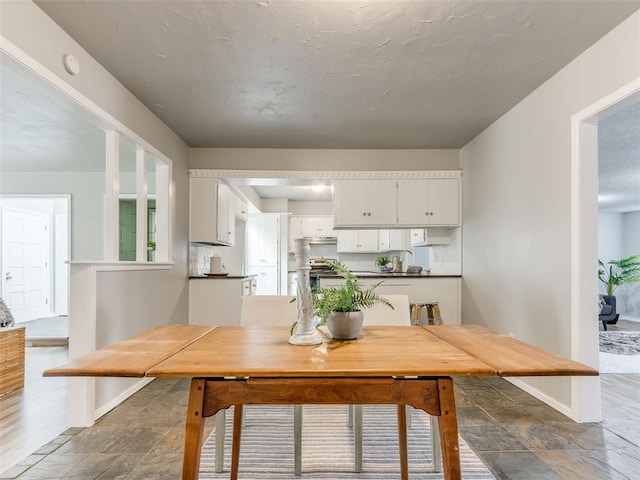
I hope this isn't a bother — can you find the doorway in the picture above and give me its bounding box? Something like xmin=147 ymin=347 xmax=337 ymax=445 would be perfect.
xmin=0 ymin=196 xmax=70 ymax=340
xmin=572 ymin=78 xmax=640 ymax=421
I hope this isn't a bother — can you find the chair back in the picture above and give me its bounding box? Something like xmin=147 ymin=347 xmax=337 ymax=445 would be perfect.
xmin=363 ymin=294 xmax=411 ymax=326
xmin=241 ymin=295 xmax=297 ymax=327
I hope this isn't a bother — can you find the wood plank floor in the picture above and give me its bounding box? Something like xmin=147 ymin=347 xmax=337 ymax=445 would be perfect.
xmin=1 ymin=324 xmax=639 ymax=479
xmin=0 ymin=347 xmax=68 ymax=473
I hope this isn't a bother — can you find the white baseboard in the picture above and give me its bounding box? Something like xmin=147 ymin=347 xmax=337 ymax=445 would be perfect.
xmin=620 ymin=315 xmax=640 ymax=323
xmin=505 ymin=377 xmax=574 ymax=418
xmin=94 ymin=377 xmax=154 ymax=420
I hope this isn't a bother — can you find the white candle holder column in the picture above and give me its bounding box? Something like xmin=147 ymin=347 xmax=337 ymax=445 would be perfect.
xmin=288 ymin=238 xmax=323 ymax=345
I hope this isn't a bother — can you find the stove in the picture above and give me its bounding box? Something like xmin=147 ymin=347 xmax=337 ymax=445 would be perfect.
xmin=308 ymin=258 xmax=338 ymax=288
xmin=308 ymin=257 xmax=337 ymax=270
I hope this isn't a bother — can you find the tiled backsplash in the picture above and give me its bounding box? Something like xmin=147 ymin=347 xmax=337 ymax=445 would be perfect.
xmin=189 ymin=244 xmax=215 ymax=276
xmin=429 ymin=227 xmax=462 ymax=275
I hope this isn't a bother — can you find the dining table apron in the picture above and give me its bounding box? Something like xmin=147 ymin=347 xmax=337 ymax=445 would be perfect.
xmin=44 ymin=325 xmax=598 ymax=480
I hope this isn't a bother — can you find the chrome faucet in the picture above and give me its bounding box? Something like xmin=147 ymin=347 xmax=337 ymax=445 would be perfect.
xmin=401 ymin=250 xmax=413 ymax=265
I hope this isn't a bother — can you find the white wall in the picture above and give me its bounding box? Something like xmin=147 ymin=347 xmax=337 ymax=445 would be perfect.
xmin=598 ymin=213 xmax=624 ymax=270
xmin=1 ymin=1 xmax=192 ymax=421
xmin=461 ymin=11 xmax=640 ymax=414
xmin=190 ymin=148 xmax=460 ymax=170
xmin=1 ymin=173 xmax=104 ymax=260
xmin=0 ymin=0 xmax=191 ymax=314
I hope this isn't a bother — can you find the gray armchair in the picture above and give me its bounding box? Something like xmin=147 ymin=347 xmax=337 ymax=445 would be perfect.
xmin=599 ymin=295 xmax=619 ymax=330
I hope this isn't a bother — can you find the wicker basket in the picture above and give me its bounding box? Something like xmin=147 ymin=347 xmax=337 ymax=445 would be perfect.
xmin=0 ymin=326 xmax=25 ymax=395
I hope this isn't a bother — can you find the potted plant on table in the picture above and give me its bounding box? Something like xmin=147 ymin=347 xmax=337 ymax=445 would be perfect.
xmin=311 ymin=259 xmax=393 ymax=339
xmin=598 ymin=254 xmax=640 ymax=324
xmin=375 ymin=256 xmax=392 ymax=272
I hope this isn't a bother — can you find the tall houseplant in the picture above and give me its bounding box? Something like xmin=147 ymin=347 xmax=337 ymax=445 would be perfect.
xmin=598 ymin=254 xmax=640 ymax=296
xmin=311 ymin=259 xmax=393 ymax=339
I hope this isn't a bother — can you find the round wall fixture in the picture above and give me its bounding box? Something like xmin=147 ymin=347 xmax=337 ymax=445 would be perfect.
xmin=63 ymin=54 xmax=80 ymax=75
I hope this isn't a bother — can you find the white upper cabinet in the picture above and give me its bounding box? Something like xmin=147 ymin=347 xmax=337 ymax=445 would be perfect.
xmin=410 ymin=227 xmax=451 ymax=246
xmin=300 ymin=216 xmax=335 ymax=237
xmin=288 ymin=216 xmax=304 ymax=252
xmin=397 ymin=179 xmax=460 ymax=226
xmin=333 ymin=180 xmax=397 ymax=227
xmin=334 ymin=177 xmax=460 ymax=228
xmin=337 ymin=230 xmax=379 ymax=253
xmin=189 ymin=177 xmax=235 ymax=245
xmin=378 ymin=229 xmax=408 ymax=251
xmin=235 ymin=195 xmax=248 ymax=221
xmin=288 ymin=216 xmax=336 ymax=252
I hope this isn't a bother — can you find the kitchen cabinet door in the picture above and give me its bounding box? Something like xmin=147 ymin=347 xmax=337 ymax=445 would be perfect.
xmin=379 ymin=230 xmax=408 ymax=251
xmin=189 ymin=177 xmax=235 ymax=245
xmin=235 ymin=195 xmax=248 ymax=221
xmin=315 ymin=216 xmax=336 ymax=236
xmin=358 ymin=230 xmax=380 ymax=252
xmin=429 ymin=179 xmax=460 ymax=225
xmin=410 ymin=228 xmax=451 ymax=246
xmin=217 ymin=182 xmax=235 ymax=245
xmin=333 ymin=180 xmax=397 ymax=227
xmin=336 ymin=230 xmax=360 ymax=252
xmin=397 ymin=179 xmax=460 ymax=226
xmin=337 ymin=230 xmax=379 ymax=252
xmin=288 ymin=217 xmax=303 ymax=253
xmin=300 ymin=216 xmax=335 ymax=237
xmin=248 ymin=265 xmax=279 ymax=295
xmin=248 ymin=214 xmax=279 ymax=266
xmin=410 ymin=228 xmax=426 ymax=246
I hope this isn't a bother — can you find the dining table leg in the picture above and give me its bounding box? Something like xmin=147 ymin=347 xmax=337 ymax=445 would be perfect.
xmin=182 ymin=378 xmax=207 ymax=480
xmin=230 ymin=405 xmax=244 ymax=480
xmin=436 ymin=378 xmax=461 ymax=480
xmin=397 ymin=404 xmax=409 ymax=480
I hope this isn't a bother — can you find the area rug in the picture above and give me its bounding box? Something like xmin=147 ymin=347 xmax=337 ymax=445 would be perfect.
xmin=199 ymin=405 xmax=495 ymax=479
xmin=599 ymin=331 xmax=640 ymax=355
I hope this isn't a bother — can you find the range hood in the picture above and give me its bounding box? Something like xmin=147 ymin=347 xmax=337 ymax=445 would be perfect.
xmin=306 ymin=236 xmax=337 ymax=245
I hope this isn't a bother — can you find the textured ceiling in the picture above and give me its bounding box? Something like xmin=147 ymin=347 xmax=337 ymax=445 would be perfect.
xmin=1 ymin=2 xmax=639 ymax=211
xmin=34 ymin=0 xmax=640 ymax=149
xmin=598 ymin=99 xmax=640 ymax=213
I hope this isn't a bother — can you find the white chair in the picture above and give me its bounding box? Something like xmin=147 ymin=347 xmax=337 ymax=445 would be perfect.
xmin=215 ymin=295 xmax=303 ymax=476
xmin=351 ymin=294 xmax=441 ymax=474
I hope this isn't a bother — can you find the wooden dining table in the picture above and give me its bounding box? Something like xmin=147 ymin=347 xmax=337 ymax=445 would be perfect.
xmin=44 ymin=324 xmax=597 ymax=480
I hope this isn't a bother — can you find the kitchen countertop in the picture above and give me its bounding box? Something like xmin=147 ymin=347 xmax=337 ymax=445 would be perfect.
xmin=189 ymin=274 xmax=257 ymax=279
xmin=288 ymin=270 xmax=460 ymax=278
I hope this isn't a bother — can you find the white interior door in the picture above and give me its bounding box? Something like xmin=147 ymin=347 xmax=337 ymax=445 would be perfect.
xmin=1 ymin=207 xmax=50 ymax=323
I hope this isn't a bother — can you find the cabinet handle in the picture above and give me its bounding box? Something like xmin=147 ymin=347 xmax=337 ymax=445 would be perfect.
xmin=362 ymin=212 xmax=366 ymax=216
xmin=430 ymin=212 xmax=434 ymax=216
xmin=367 ymin=212 xmax=371 ymax=216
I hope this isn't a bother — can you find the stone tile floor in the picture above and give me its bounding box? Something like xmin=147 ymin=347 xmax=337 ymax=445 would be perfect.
xmin=2 ymin=317 xmax=639 ymax=479
xmin=2 ymin=373 xmax=639 ymax=480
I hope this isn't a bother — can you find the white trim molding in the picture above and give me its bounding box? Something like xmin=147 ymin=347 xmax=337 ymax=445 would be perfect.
xmin=189 ymin=169 xmax=462 ymax=179
xmin=570 ymin=76 xmax=640 ymax=423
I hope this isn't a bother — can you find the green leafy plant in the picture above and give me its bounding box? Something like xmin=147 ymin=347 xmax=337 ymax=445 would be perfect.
xmin=375 ymin=256 xmax=390 ymax=268
xmin=147 ymin=241 xmax=156 ymax=250
xmin=598 ymin=254 xmax=640 ymax=295
xmin=311 ymin=259 xmax=393 ymax=324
